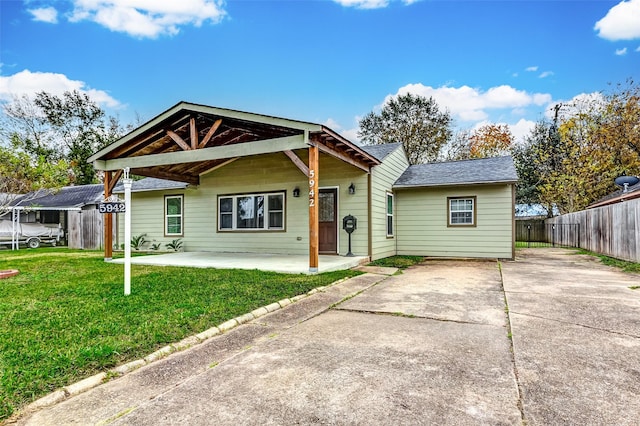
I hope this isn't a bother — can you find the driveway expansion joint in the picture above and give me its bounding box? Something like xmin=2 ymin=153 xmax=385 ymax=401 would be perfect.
xmin=511 ymin=311 xmax=640 ymax=339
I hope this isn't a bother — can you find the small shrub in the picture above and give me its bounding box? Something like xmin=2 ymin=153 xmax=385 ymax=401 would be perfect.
xmin=150 ymin=243 xmax=161 ymax=251
xmin=165 ymin=239 xmax=183 ymax=252
xmin=131 ymin=234 xmax=148 ymax=250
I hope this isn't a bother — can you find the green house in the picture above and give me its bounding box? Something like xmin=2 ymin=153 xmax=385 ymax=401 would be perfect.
xmin=90 ymin=102 xmax=517 ymax=272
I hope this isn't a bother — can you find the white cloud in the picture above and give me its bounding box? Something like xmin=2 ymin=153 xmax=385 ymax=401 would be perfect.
xmin=0 ymin=70 xmax=120 ymax=108
xmin=615 ymin=47 xmax=628 ymax=55
xmin=636 ymin=45 xmax=640 ymax=51
xmin=341 ymin=127 xmax=361 ymax=144
xmin=525 ymin=66 xmax=538 ymax=72
xmin=539 ymin=71 xmax=554 ymax=78
xmin=509 ymin=118 xmax=536 ymax=144
xmin=66 ymin=0 xmax=226 ymax=38
xmin=386 ymin=83 xmax=552 ymax=122
xmin=323 ymin=118 xmax=342 ymax=130
xmin=333 ymin=0 xmax=389 ymax=8
xmin=594 ymin=0 xmax=640 ymax=41
xmin=29 ymin=7 xmax=58 ymax=23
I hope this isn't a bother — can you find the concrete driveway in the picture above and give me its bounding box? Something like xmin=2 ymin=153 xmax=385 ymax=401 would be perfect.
xmin=15 ymin=249 xmax=640 ymax=425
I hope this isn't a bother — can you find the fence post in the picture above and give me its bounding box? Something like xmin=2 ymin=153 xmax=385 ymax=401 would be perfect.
xmin=527 ymin=225 xmax=531 ymax=248
xmin=552 ymin=224 xmax=556 ymax=247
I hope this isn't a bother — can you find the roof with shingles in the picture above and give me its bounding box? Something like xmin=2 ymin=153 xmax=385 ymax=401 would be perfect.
xmin=394 ymin=156 xmax=518 ymax=188
xmin=12 ymin=184 xmax=104 ymax=209
xmin=361 ymin=143 xmax=403 ymax=161
xmin=588 ymin=179 xmax=640 ymax=208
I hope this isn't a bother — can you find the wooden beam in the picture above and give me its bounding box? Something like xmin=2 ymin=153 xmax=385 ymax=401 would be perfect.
xmin=103 ymin=171 xmax=113 ymax=261
xmin=107 ymin=169 xmax=123 ymax=194
xmin=284 ymin=150 xmax=309 ymax=176
xmin=133 ymin=168 xmax=200 ymax=185
xmin=314 ymin=141 xmax=370 ymax=173
xmin=199 ymin=118 xmax=222 ymax=149
xmin=167 ymin=130 xmax=192 ymax=151
xmin=308 ymin=143 xmax=319 ymax=272
xmin=94 ymin=134 xmax=307 ymax=170
xmin=190 ymin=117 xmax=198 ymax=150
xmin=198 ymin=158 xmax=239 ymax=176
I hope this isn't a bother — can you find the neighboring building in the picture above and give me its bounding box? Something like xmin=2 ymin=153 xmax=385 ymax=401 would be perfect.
xmin=1 ymin=185 xmax=106 ymax=249
xmin=88 ymin=102 xmax=517 ymax=270
xmin=588 ymin=179 xmax=640 ymax=209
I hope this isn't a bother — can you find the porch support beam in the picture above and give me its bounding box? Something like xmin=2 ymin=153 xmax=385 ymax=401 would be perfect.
xmin=308 ymin=139 xmax=319 ymax=273
xmin=134 ymin=168 xmax=200 ymax=185
xmin=314 ymin=139 xmax=370 ymax=173
xmin=199 ymin=119 xmax=222 ymax=149
xmin=167 ymin=130 xmax=192 ymax=151
xmin=103 ymin=171 xmax=113 ymax=261
xmin=93 ymin=134 xmax=307 ymax=171
xmin=283 ymin=150 xmax=309 ymax=176
xmin=107 ymin=169 xmax=123 ymax=194
xmin=190 ymin=117 xmax=198 ymax=150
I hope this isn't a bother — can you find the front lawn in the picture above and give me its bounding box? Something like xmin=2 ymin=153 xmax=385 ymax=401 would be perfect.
xmin=0 ymin=248 xmax=360 ymax=420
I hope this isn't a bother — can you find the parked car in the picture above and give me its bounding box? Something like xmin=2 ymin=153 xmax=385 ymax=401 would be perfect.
xmin=0 ymin=219 xmax=64 ymax=248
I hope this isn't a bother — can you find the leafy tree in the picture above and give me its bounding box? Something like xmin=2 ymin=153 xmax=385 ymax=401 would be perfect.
xmin=0 ymin=145 xmax=70 ymax=210
xmin=441 ymin=129 xmax=472 ymax=161
xmin=2 ymin=91 xmax=128 ymax=185
xmin=468 ymin=124 xmax=513 ymax=158
xmin=358 ymin=93 xmax=453 ymax=164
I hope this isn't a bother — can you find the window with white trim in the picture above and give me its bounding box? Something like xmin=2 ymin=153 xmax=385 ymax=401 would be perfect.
xmin=448 ymin=197 xmax=476 ymax=226
xmin=218 ymin=192 xmax=285 ymax=231
xmin=165 ymin=195 xmax=183 ymax=236
xmin=386 ymin=192 xmax=394 ymax=237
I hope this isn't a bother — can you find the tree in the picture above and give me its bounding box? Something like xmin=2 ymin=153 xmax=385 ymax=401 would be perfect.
xmin=358 ymin=93 xmax=453 ymax=164
xmin=1 ymin=90 xmax=128 ymax=185
xmin=468 ymin=124 xmax=513 ymax=158
xmin=0 ymin=145 xmax=70 ymax=210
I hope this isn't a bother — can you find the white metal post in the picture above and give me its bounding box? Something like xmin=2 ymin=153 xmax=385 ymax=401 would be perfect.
xmin=123 ymin=168 xmax=133 ymax=296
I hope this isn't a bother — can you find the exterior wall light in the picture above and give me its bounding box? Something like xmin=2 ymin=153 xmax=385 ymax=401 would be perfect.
xmin=293 ymin=187 xmax=300 ymax=197
xmin=348 ymin=183 xmax=356 ymax=195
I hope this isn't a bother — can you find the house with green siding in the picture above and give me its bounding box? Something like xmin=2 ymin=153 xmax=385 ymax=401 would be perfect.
xmin=90 ymin=102 xmax=517 ymax=272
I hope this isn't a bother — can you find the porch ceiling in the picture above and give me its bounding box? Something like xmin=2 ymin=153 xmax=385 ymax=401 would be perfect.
xmin=90 ymin=102 xmax=380 ymax=185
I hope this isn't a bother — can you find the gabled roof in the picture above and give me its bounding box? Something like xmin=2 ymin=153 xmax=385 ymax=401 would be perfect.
xmin=588 ymin=180 xmax=640 ymax=209
xmin=11 ymin=185 xmax=104 ymax=209
xmin=113 ymin=177 xmax=189 ymax=193
xmin=394 ymin=156 xmax=517 ymax=188
xmin=361 ymin=143 xmax=403 ymax=161
xmin=89 ymin=102 xmax=380 ymax=186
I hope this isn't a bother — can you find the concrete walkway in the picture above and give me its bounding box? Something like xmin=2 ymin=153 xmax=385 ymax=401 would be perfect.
xmin=109 ymin=252 xmax=369 ymax=274
xmin=14 ymin=249 xmax=640 ymax=425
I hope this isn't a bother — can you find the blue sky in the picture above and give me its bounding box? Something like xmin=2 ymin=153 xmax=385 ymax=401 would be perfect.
xmin=1 ymin=0 xmax=639 ymax=143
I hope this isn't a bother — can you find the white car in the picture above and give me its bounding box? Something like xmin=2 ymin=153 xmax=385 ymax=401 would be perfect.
xmin=0 ymin=219 xmax=64 ymax=248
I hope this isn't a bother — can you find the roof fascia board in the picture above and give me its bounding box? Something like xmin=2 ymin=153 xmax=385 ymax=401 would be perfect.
xmin=319 ymin=126 xmax=381 ymax=165
xmin=393 ymin=179 xmax=517 ymax=189
xmin=93 ymin=134 xmax=307 ymax=171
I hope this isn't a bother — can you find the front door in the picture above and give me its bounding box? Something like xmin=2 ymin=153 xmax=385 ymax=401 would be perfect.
xmin=319 ymin=188 xmax=338 ymax=254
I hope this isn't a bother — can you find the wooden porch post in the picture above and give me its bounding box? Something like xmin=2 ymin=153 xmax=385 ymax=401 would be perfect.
xmin=308 ymin=142 xmax=319 ymax=273
xmin=103 ymin=171 xmax=113 ymax=261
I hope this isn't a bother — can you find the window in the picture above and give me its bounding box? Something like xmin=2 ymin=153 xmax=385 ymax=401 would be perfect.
xmin=218 ymin=192 xmax=285 ymax=231
xmin=165 ymin=195 xmax=183 ymax=236
xmin=448 ymin=196 xmax=476 ymax=227
xmin=386 ymin=192 xmax=394 ymax=237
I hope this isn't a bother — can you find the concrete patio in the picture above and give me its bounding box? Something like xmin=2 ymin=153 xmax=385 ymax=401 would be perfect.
xmin=109 ymin=252 xmax=369 ymax=274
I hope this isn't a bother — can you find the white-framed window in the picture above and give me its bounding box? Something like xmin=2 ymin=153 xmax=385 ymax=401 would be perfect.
xmin=448 ymin=196 xmax=476 ymax=227
xmin=386 ymin=192 xmax=394 ymax=237
xmin=218 ymin=192 xmax=285 ymax=231
xmin=165 ymin=195 xmax=183 ymax=236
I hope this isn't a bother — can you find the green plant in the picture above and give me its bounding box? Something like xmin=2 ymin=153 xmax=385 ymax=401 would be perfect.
xmin=150 ymin=243 xmax=161 ymax=251
xmin=165 ymin=239 xmax=183 ymax=252
xmin=131 ymin=234 xmax=148 ymax=251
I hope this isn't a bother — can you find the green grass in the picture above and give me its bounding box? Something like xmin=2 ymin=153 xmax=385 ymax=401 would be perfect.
xmin=0 ymin=248 xmax=360 ymax=420
xmin=368 ymin=255 xmax=424 ymax=269
xmin=575 ymin=249 xmax=640 ymax=273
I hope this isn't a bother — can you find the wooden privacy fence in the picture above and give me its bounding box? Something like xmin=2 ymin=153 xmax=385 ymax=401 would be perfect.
xmin=546 ymin=198 xmax=640 ymax=263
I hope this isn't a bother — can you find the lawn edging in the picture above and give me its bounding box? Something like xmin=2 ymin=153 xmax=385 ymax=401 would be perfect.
xmin=16 ymin=276 xmax=353 ymax=418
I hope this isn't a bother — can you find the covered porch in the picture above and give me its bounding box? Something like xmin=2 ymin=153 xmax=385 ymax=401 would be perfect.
xmin=110 ymin=252 xmax=369 ymax=274
xmin=88 ymin=102 xmax=380 ymax=273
